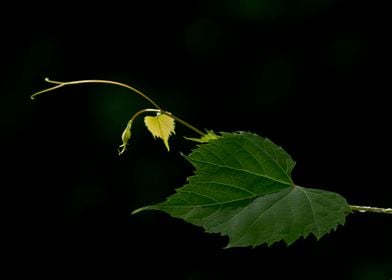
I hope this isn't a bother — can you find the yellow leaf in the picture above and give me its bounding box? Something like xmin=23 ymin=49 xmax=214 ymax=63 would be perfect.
xmin=144 ymin=113 xmax=175 ymax=151
xmin=184 ymin=130 xmax=220 ymax=143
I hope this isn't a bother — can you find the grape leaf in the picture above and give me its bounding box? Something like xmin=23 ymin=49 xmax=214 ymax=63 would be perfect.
xmin=133 ymin=132 xmax=351 ymax=248
xmin=144 ymin=113 xmax=175 ymax=151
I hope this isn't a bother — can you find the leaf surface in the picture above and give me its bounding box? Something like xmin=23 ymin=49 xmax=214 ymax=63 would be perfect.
xmin=134 ymin=132 xmax=351 ymax=247
xmin=144 ymin=113 xmax=175 ymax=151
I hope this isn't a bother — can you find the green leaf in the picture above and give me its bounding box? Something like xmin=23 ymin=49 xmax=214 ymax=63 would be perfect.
xmin=133 ymin=132 xmax=351 ymax=248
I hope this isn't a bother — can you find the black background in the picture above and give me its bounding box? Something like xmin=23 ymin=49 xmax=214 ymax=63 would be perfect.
xmin=2 ymin=1 xmax=391 ymax=279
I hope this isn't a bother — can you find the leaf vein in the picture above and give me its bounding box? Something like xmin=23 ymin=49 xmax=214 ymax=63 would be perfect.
xmin=178 ymin=190 xmax=219 ymax=203
xmin=192 ymin=181 xmax=256 ymax=196
xmin=244 ymin=137 xmax=293 ymax=184
xmin=297 ymin=186 xmax=322 ymax=236
xmin=235 ymin=188 xmax=294 ymax=245
xmin=189 ymin=157 xmax=292 ymax=186
xmin=158 ymin=196 xmax=253 ymax=208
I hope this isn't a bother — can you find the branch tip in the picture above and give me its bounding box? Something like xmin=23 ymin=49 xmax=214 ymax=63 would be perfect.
xmin=350 ymin=205 xmax=392 ymax=214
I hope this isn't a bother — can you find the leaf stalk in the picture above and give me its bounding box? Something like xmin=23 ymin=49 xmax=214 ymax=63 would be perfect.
xmin=161 ymin=111 xmax=204 ymax=136
xmin=349 ymin=205 xmax=392 ymax=214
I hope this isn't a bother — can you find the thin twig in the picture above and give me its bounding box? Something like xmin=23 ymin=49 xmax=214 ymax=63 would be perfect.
xmin=31 ymin=78 xmax=162 ymax=110
xmin=31 ymin=78 xmax=206 ymax=138
xmin=350 ymin=205 xmax=392 ymax=214
xmin=162 ymin=111 xmax=205 ymax=136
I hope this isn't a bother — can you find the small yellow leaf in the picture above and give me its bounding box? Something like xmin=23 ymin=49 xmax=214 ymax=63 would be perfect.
xmin=184 ymin=130 xmax=220 ymax=143
xmin=144 ymin=113 xmax=175 ymax=151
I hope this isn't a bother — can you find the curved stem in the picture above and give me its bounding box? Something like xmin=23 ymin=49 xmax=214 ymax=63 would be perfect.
xmin=350 ymin=205 xmax=392 ymax=214
xmin=130 ymin=108 xmax=161 ymax=123
xmin=31 ymin=78 xmax=161 ymax=110
xmin=118 ymin=108 xmax=162 ymax=155
xmin=162 ymin=111 xmax=205 ymax=136
xmin=31 ymin=78 xmax=206 ymax=139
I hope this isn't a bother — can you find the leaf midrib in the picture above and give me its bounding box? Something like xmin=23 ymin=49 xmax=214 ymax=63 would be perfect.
xmin=296 ymin=186 xmax=323 ymax=236
xmin=153 ymin=187 xmax=292 ymax=208
xmin=242 ymin=136 xmax=294 ymax=183
xmin=232 ymin=187 xmax=295 ymax=245
xmin=189 ymin=157 xmax=293 ymax=187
